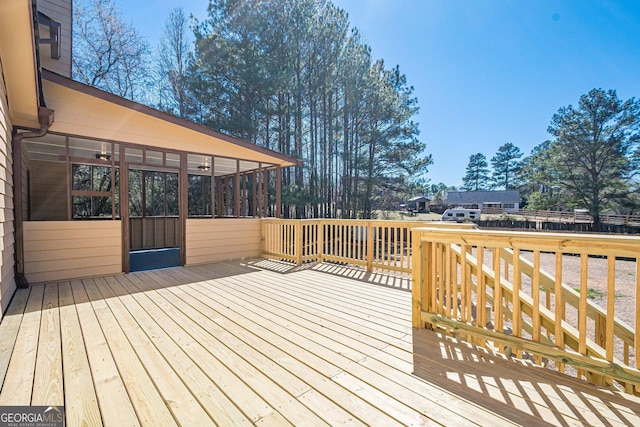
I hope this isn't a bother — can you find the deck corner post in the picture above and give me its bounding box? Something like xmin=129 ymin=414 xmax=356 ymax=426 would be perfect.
xmin=317 ymin=220 xmax=324 ymax=263
xmin=295 ymin=221 xmax=303 ymax=266
xmin=366 ymin=221 xmax=374 ymax=273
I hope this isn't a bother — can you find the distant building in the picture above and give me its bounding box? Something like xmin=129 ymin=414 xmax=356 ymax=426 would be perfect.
xmin=406 ymin=196 xmax=431 ymax=213
xmin=446 ymin=190 xmax=521 ymax=212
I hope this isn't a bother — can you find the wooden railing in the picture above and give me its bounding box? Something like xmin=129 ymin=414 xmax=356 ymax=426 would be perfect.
xmin=260 ymin=219 xmax=474 ymax=273
xmin=411 ymin=227 xmax=640 ymax=394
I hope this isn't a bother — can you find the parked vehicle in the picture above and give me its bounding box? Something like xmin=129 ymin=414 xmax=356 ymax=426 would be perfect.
xmin=441 ymin=208 xmax=481 ymax=222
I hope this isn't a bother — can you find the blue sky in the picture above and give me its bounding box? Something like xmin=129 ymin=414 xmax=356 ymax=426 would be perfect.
xmin=118 ymin=0 xmax=640 ymax=187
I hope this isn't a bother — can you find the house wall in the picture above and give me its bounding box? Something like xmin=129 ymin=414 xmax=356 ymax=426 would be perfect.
xmin=38 ymin=0 xmax=72 ymax=78
xmin=0 ymin=59 xmax=16 ymax=315
xmin=186 ymin=218 xmax=261 ymax=265
xmin=23 ymin=220 xmax=122 ymax=283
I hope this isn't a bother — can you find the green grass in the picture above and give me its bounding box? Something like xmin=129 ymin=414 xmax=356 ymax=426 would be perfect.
xmin=573 ymin=287 xmax=604 ymax=299
xmin=572 ymin=287 xmax=624 ymax=299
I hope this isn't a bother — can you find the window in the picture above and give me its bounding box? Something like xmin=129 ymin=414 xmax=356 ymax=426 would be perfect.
xmin=188 ymin=174 xmax=212 ymax=217
xmin=71 ymin=164 xmax=119 ymax=219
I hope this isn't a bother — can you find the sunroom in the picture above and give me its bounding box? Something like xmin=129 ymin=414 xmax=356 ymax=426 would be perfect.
xmin=16 ymin=70 xmax=297 ymax=284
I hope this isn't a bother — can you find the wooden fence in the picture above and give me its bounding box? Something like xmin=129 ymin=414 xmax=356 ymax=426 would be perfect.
xmin=411 ymin=227 xmax=640 ymax=394
xmin=260 ymin=219 xmax=474 ymax=273
xmin=482 ymin=208 xmax=640 ymax=225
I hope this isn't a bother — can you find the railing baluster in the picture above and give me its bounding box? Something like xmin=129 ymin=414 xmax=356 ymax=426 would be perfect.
xmin=493 ymin=247 xmax=503 ymax=350
xmin=532 ymin=249 xmax=541 ymax=364
xmin=512 ymin=248 xmax=522 ymax=358
xmin=606 ymin=256 xmax=616 ymax=363
xmin=460 ymin=244 xmax=468 ymax=324
xmin=555 ymin=251 xmax=565 ymax=373
xmin=366 ymin=222 xmax=372 ymax=272
xmin=445 ymin=243 xmax=452 ymax=320
xmin=430 ymin=241 xmax=437 ymax=314
xmin=477 ymin=246 xmax=486 ymax=344
xmin=579 ymin=253 xmax=588 ymax=379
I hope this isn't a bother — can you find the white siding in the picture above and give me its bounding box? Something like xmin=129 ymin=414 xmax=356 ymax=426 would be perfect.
xmin=23 ymin=221 xmax=122 ymax=283
xmin=0 ymin=61 xmax=16 ymax=315
xmin=186 ymin=218 xmax=261 ymax=265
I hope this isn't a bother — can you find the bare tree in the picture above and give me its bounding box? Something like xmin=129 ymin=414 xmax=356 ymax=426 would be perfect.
xmin=73 ymin=0 xmax=150 ymax=101
xmin=156 ymin=8 xmax=193 ymax=118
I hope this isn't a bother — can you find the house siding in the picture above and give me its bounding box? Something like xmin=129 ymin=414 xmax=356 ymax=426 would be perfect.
xmin=37 ymin=0 xmax=72 ymax=78
xmin=0 ymin=60 xmax=16 ymax=315
xmin=23 ymin=220 xmax=122 ymax=284
xmin=186 ymin=218 xmax=261 ymax=265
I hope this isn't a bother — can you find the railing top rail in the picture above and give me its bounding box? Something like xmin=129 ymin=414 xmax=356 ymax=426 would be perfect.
xmin=413 ymin=227 xmax=640 ymax=256
xmin=261 ymin=218 xmax=478 ymax=227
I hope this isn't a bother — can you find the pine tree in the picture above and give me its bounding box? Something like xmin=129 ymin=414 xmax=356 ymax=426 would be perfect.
xmin=490 ymin=143 xmax=523 ymax=190
xmin=462 ymin=153 xmax=490 ymax=191
xmin=548 ymin=89 xmax=640 ymax=225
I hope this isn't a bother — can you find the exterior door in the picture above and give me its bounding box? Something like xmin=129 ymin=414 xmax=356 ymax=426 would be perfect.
xmin=127 ymin=167 xmax=181 ymax=271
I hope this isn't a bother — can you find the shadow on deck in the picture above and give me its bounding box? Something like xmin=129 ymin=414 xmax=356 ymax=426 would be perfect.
xmin=414 ymin=328 xmax=640 ymax=426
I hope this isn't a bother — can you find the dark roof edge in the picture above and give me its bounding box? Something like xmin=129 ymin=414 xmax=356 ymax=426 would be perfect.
xmin=42 ymin=69 xmax=301 ymax=166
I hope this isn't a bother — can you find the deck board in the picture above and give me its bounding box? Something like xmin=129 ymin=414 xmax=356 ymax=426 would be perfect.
xmin=133 ymin=269 xmax=331 ymax=426
xmin=83 ymin=277 xmax=178 ymax=427
xmin=180 ymin=264 xmax=511 ymax=426
xmin=1 ymin=259 xmax=639 ymax=426
xmin=32 ymin=283 xmax=63 ymax=406
xmin=114 ymin=273 xmax=273 ymax=425
xmin=0 ymin=285 xmax=44 ymax=405
xmin=58 ymin=282 xmax=102 ymax=426
xmin=70 ymin=279 xmax=140 ymax=427
xmin=413 ymin=328 xmax=640 ymax=426
xmin=0 ymin=288 xmax=30 ymax=387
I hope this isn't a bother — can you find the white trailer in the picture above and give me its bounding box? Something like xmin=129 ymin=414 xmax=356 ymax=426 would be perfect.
xmin=441 ymin=208 xmax=481 ymax=222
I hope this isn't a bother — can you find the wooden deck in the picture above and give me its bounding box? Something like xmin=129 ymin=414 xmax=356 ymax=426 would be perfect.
xmin=1 ymin=259 xmax=639 ymax=426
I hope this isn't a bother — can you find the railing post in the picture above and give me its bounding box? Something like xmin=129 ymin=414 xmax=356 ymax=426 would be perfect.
xmin=317 ymin=220 xmax=324 ymax=263
xmin=367 ymin=221 xmax=374 ymax=272
xmin=295 ymin=221 xmax=303 ymax=266
xmin=412 ymin=229 xmax=424 ymax=328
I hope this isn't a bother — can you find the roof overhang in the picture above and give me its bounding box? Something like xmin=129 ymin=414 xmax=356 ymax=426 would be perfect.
xmin=42 ymin=70 xmax=299 ymax=168
xmin=0 ymin=0 xmax=41 ymax=128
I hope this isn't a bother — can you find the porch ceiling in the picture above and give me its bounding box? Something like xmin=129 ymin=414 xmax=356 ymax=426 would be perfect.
xmin=41 ymin=70 xmax=299 ymax=168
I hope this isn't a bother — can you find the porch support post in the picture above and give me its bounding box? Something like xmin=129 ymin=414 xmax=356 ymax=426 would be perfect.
xmin=276 ymin=166 xmax=282 ymax=218
xmin=263 ymin=167 xmax=268 ymax=217
xmin=252 ymin=171 xmax=257 ymax=218
xmin=217 ymin=176 xmax=223 ymax=218
xmin=121 ymin=144 xmax=130 ymax=273
xmin=235 ymin=160 xmax=241 ymax=218
xmin=211 ymin=158 xmax=215 ymax=218
xmin=179 ymin=152 xmax=188 ymax=266
xmin=258 ymin=163 xmax=263 ymax=218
